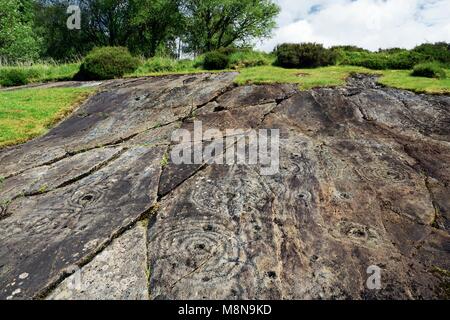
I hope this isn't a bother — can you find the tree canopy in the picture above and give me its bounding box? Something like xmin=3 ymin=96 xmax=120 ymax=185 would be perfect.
xmin=181 ymin=0 xmax=280 ymax=53
xmin=0 ymin=0 xmax=280 ymax=61
xmin=0 ymin=0 xmax=41 ymax=62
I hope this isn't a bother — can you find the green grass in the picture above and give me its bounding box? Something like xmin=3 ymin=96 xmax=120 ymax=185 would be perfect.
xmin=0 ymin=61 xmax=448 ymax=149
xmin=228 ymin=50 xmax=275 ymax=69
xmin=379 ymin=69 xmax=450 ymax=94
xmin=128 ymin=50 xmax=275 ymax=77
xmin=129 ymin=56 xmax=202 ymax=77
xmin=235 ymin=65 xmax=450 ymax=93
xmin=0 ymin=87 xmax=94 ymax=148
xmin=235 ymin=65 xmax=378 ymax=90
xmin=0 ymin=63 xmax=80 ymax=87
xmin=1 ymin=49 xmax=448 ymax=95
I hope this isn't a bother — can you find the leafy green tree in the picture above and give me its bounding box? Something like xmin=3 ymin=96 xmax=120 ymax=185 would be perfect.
xmin=181 ymin=0 xmax=280 ymax=53
xmin=413 ymin=42 xmax=450 ymax=65
xmin=33 ymin=0 xmax=281 ymax=60
xmin=130 ymin=0 xmax=184 ymax=57
xmin=0 ymin=0 xmax=42 ymax=62
xmin=36 ymin=0 xmax=184 ymax=59
xmin=80 ymin=0 xmax=133 ymax=46
xmin=35 ymin=0 xmax=92 ymax=60
xmin=35 ymin=0 xmax=136 ymax=60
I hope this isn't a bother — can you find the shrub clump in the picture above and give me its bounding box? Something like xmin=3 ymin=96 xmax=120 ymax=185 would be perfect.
xmin=338 ymin=50 xmax=426 ymax=70
xmin=138 ymin=57 xmax=195 ymax=73
xmin=203 ymin=51 xmax=229 ymax=70
xmin=411 ymin=62 xmax=446 ymax=79
xmin=228 ymin=50 xmax=274 ymax=69
xmin=386 ymin=51 xmax=426 ymax=69
xmin=0 ymin=67 xmax=42 ymax=87
xmin=275 ymin=43 xmax=337 ymax=68
xmin=202 ymin=48 xmax=273 ymax=69
xmin=217 ymin=47 xmax=239 ymax=56
xmin=412 ymin=42 xmax=450 ymax=66
xmin=76 ymin=46 xmax=140 ymax=80
xmin=0 ymin=69 xmax=29 ymax=86
xmin=344 ymin=54 xmax=389 ymax=70
xmin=331 ymin=45 xmax=369 ymax=53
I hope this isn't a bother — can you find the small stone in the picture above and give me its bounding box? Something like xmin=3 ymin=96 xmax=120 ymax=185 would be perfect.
xmin=19 ymin=273 xmax=29 ymax=280
xmin=12 ymin=288 xmax=21 ymax=295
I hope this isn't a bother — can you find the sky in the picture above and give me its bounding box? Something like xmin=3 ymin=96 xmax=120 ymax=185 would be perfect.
xmin=256 ymin=0 xmax=450 ymax=52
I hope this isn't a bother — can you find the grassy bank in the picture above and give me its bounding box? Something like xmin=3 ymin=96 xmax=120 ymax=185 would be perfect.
xmin=128 ymin=50 xmax=275 ymax=77
xmin=235 ymin=65 xmax=377 ymax=90
xmin=0 ymin=87 xmax=93 ymax=148
xmin=0 ymin=63 xmax=80 ymax=87
xmin=1 ymin=50 xmax=448 ymax=94
xmin=0 ymin=64 xmax=448 ymax=150
xmin=378 ymin=69 xmax=450 ymax=94
xmin=0 ymin=50 xmax=276 ymax=85
xmin=235 ymin=65 xmax=450 ymax=94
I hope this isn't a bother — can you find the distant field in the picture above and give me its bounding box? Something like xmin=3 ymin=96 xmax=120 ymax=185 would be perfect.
xmin=0 ymin=87 xmax=93 ymax=148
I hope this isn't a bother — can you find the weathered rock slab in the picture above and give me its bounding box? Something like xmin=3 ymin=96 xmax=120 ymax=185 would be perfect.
xmin=0 ymin=145 xmax=164 ymax=299
xmin=0 ymin=73 xmax=449 ymax=300
xmin=46 ymin=223 xmax=148 ymax=300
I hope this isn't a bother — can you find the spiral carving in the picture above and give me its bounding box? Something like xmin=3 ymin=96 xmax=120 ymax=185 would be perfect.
xmin=189 ymin=177 xmax=249 ymax=216
xmin=149 ymin=216 xmax=245 ymax=284
xmin=65 ymin=186 xmax=108 ymax=212
xmin=357 ymin=162 xmax=409 ymax=183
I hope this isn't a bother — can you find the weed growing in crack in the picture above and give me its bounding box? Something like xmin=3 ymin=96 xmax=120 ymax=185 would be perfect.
xmin=0 ymin=199 xmax=11 ymax=206
xmin=160 ymin=152 xmax=169 ymax=168
xmin=38 ymin=184 xmax=48 ymax=194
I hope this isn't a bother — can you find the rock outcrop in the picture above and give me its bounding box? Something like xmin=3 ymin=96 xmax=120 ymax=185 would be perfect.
xmin=0 ymin=73 xmax=449 ymax=300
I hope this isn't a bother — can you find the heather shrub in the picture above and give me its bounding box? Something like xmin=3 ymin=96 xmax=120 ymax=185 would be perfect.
xmin=203 ymin=51 xmax=229 ymax=70
xmin=412 ymin=42 xmax=450 ymax=66
xmin=76 ymin=47 xmax=140 ymax=80
xmin=412 ymin=62 xmax=446 ymax=79
xmin=275 ymin=43 xmax=337 ymax=68
xmin=228 ymin=50 xmax=274 ymax=69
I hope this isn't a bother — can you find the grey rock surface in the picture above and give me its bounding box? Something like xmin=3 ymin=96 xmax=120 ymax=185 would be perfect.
xmin=46 ymin=222 xmax=149 ymax=300
xmin=0 ymin=73 xmax=449 ymax=300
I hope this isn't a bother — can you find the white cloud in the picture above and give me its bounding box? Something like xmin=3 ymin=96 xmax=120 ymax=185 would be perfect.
xmin=257 ymin=0 xmax=450 ymax=52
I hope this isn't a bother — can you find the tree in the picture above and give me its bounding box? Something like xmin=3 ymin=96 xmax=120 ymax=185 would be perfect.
xmin=35 ymin=0 xmax=92 ymax=60
xmin=130 ymin=0 xmax=184 ymax=57
xmin=180 ymin=0 xmax=280 ymax=53
xmin=28 ymin=0 xmax=281 ymax=61
xmin=0 ymin=0 xmax=42 ymax=62
xmin=35 ymin=0 xmax=184 ymax=59
xmin=80 ymin=0 xmax=133 ymax=47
